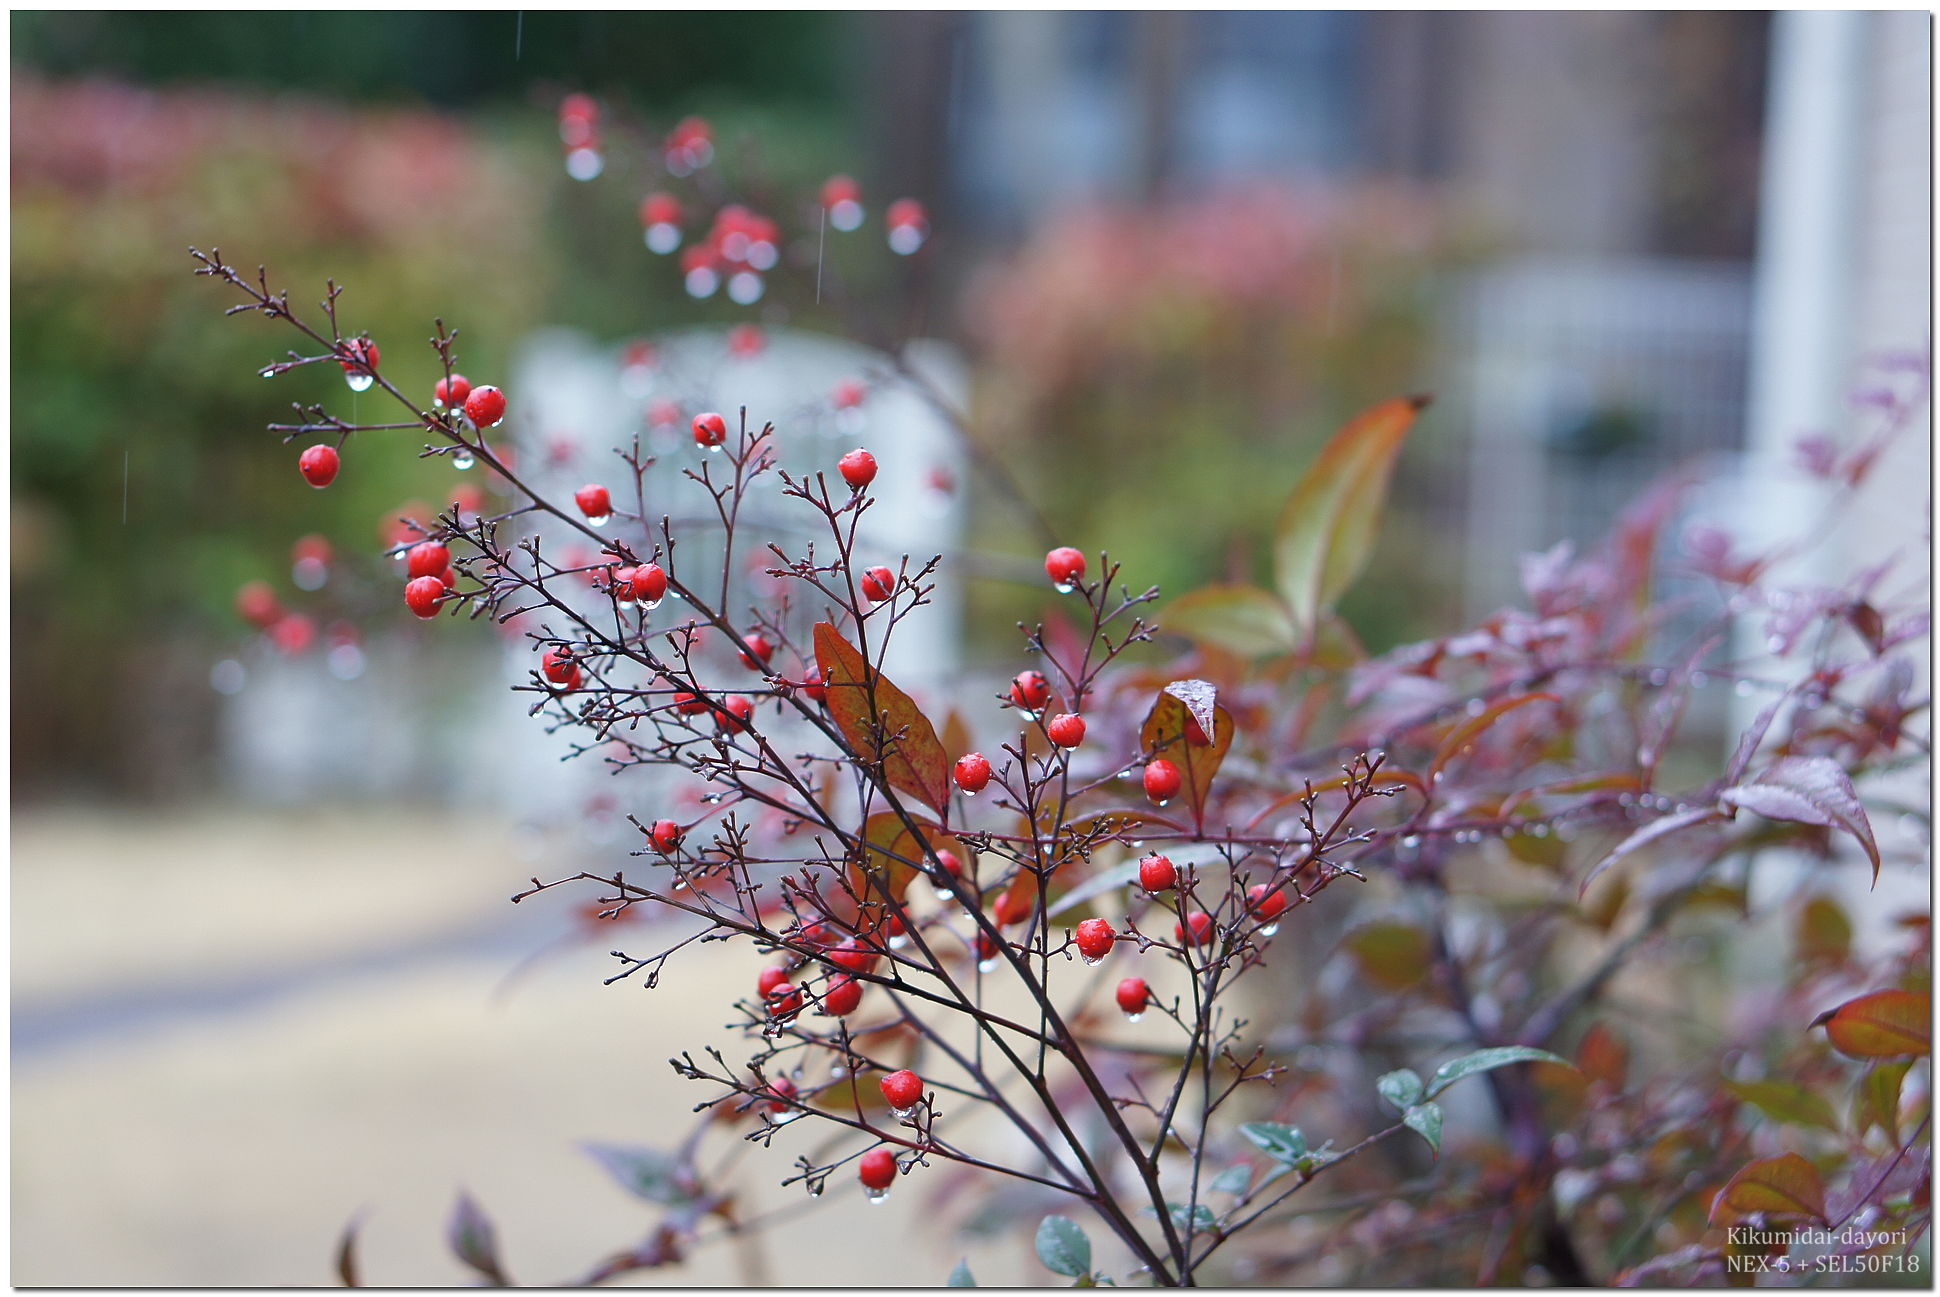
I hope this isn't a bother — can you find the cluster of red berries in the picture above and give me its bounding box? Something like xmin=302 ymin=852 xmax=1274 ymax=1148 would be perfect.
xmin=663 ymin=116 xmax=714 ymax=175
xmin=676 ymin=205 xmax=782 ymax=304
xmin=558 ymin=94 xmax=603 ymax=180
xmin=402 ymin=540 xmax=457 ymax=620
xmin=886 ymin=198 xmax=929 ymax=255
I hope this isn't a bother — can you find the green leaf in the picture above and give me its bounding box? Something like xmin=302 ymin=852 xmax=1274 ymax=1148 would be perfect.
xmin=1209 ymin=1164 xmax=1252 ymax=1196
xmin=1343 ymin=922 xmax=1432 ymax=991
xmin=581 ymin=1143 xmax=698 ymax=1207
xmin=1722 ymin=1079 xmax=1841 ymax=1132
xmin=1035 ymin=1216 xmax=1092 ymax=1278
xmin=1425 ymin=1046 xmax=1575 ymax=1099
xmin=1272 ymin=395 xmax=1428 ymax=637
xmin=1854 ymin=1061 xmax=1912 ymax=1142
xmin=1403 ymin=1103 xmax=1443 ymax=1156
xmin=1163 ymin=584 xmax=1300 ymax=657
xmin=1376 ymin=1068 xmax=1424 ymax=1111
xmin=947 ymin=1259 xmax=977 ymax=1287
xmin=1163 ymin=1202 xmax=1217 ymax=1232
xmin=1239 ymin=1122 xmax=1307 ymax=1164
xmin=814 ymin=621 xmax=952 ymax=813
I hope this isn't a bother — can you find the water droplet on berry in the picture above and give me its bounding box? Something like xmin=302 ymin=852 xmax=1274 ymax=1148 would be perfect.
xmin=1259 ymin=922 xmax=1280 ymax=938
xmin=1151 ymin=796 xmax=1171 ymax=809
xmin=586 ymin=513 xmax=612 ymax=528
xmin=889 ymin=1103 xmax=915 ymax=1120
xmin=888 ymin=225 xmax=926 ymax=256
xmin=977 ymin=956 xmax=999 ymax=973
xmin=293 ymin=557 xmax=328 ymax=591
xmin=864 ymin=1186 xmax=889 ymax=1204
xmin=685 ymin=267 xmax=719 ymax=299
xmin=831 ymin=200 xmax=863 ymax=232
xmin=727 ymin=271 xmax=765 ymax=305
xmin=1079 ymin=951 xmax=1102 ymax=967
xmin=327 ymin=643 xmax=366 ymax=681
xmin=452 ymin=449 xmax=475 ymax=470
xmin=344 ymin=371 xmax=375 ymax=393
xmin=565 ymin=147 xmax=603 ymax=181
xmin=888 ymin=932 xmax=910 ymax=950
xmin=1052 ymin=579 xmax=1076 ymax=595
xmin=1018 ymin=708 xmax=1042 ymax=723
xmin=645 ymin=223 xmax=681 ymax=255
xmin=747 ymin=241 xmax=779 ymax=272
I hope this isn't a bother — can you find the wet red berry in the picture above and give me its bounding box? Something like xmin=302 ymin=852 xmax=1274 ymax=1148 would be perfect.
xmin=1143 ymin=758 xmax=1183 ymax=805
xmin=651 ymin=819 xmax=684 ymax=853
xmin=541 ymin=646 xmax=577 ymax=684
xmin=764 ymin=1074 xmax=797 ymax=1114
xmin=672 ymin=690 xmax=709 ymax=716
xmin=833 ymin=379 xmax=867 ymax=410
xmin=236 ymin=580 xmax=283 ymax=629
xmin=406 ymin=541 xmax=450 ymax=580
xmin=739 ymin=632 xmax=776 ymax=670
xmin=1116 ymin=977 xmax=1150 ymax=1016
xmin=574 ymin=484 xmax=612 ymax=520
xmin=339 ymin=337 xmax=379 ymax=377
xmin=1045 ymin=546 xmax=1086 ymax=589
xmin=765 ymin=982 xmax=803 ymax=1019
xmin=404 ymin=575 xmax=446 ymax=618
xmin=860 ymin=565 xmax=895 ymax=602
xmin=954 ymin=752 xmax=992 ymax=794
xmin=826 ymin=940 xmax=879 ymax=974
xmin=1176 ymin=911 xmax=1214 ymax=947
xmin=756 ymin=966 xmax=790 ymax=998
xmin=463 ymin=385 xmax=507 ymax=428
xmin=801 ymin=667 xmax=827 ymax=704
xmin=839 ymin=448 xmax=878 ymax=489
xmin=993 ymin=889 xmax=1032 ymax=926
xmin=1247 ymin=883 xmax=1288 ymax=922
xmin=879 ymin=1069 xmax=923 ymax=1112
xmin=692 ymin=411 xmax=728 ymax=447
xmin=1074 ymin=917 xmax=1116 ymax=961
xmin=718 ymin=694 xmax=755 ymax=733
xmin=1046 ymin=713 xmax=1087 ymax=748
xmin=299 ymin=444 xmax=340 ymax=488
xmin=1138 ymin=853 xmax=1177 ymax=893
xmin=434 ymin=374 xmax=471 ymax=408
xmin=822 ymin=975 xmax=863 ymax=1016
xmin=624 ymin=562 xmax=668 ymax=605
xmin=858 ymin=1148 xmax=897 ymax=1191
xmin=1009 ymin=670 xmax=1050 ymax=711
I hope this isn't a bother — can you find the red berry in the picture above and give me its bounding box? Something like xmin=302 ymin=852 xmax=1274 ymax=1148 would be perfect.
xmin=236 ymin=580 xmax=283 ymax=629
xmin=541 ymin=646 xmax=577 ymax=684
xmin=727 ymin=324 xmax=764 ymax=357
xmin=822 ymin=975 xmax=863 ymax=1016
xmin=858 ymin=1148 xmax=897 ymax=1191
xmin=1046 ymin=713 xmax=1087 ymax=748
xmin=1116 ymin=977 xmax=1150 ymax=1017
xmin=1138 ymin=853 xmax=1177 ymax=893
xmin=672 ymin=690 xmax=709 ymax=716
xmin=833 ymin=379 xmax=867 ymax=410
xmin=575 ymin=484 xmax=612 ymax=520
xmin=887 ymin=198 xmax=926 ymax=230
xmin=860 ymin=565 xmax=895 ymax=602
xmin=739 ymin=631 xmax=775 ymax=670
xmin=1074 ymin=917 xmax=1116 ymax=961
xmin=756 ymin=966 xmax=790 ymax=998
xmin=765 ymin=982 xmax=803 ymax=1019
xmin=1184 ymin=715 xmax=1213 ymax=746
xmin=822 ymin=174 xmax=861 ymax=208
xmin=299 ymin=444 xmax=340 ymax=488
xmin=764 ymin=1074 xmax=797 ymax=1114
xmin=839 ymin=448 xmax=878 ymax=489
xmin=463 ymin=385 xmax=507 ymax=428
xmin=624 ymin=562 xmax=668 ymax=604
xmin=692 ymin=411 xmax=728 ymax=447
xmin=1175 ymin=911 xmax=1214 ymax=947
xmin=1009 ymin=670 xmax=1050 ymax=711
xmin=974 ymin=930 xmax=1003 ymax=964
xmin=718 ymin=694 xmax=755 ymax=733
xmin=826 ymin=939 xmax=879 ymax=974
xmin=339 ymin=337 xmax=379 ymax=376
xmin=954 ymin=752 xmax=992 ymax=794
xmin=879 ymin=1069 xmax=923 ymax=1112
xmin=650 ymin=819 xmax=684 ymax=853
xmin=1045 ymin=546 xmax=1086 ymax=589
xmin=992 ymin=889 xmax=1032 ymax=926
xmin=1247 ymin=883 xmax=1288 ymax=922
xmin=403 ymin=575 xmax=446 ymax=618
xmin=640 ymin=192 xmax=682 ymax=227
xmin=438 ymin=566 xmax=458 ymax=591
xmin=434 ymin=374 xmax=471 ymax=408
xmin=406 ymin=541 xmax=450 ymax=579
xmin=801 ymin=667 xmax=827 ymax=704
xmin=1143 ymin=759 xmax=1183 ymax=805
xmin=933 ymin=848 xmax=963 ymax=879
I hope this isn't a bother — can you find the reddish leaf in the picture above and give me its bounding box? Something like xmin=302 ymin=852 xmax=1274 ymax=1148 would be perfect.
xmin=1720 ymin=756 xmax=1881 ymax=883
xmin=1428 ymin=692 xmax=1561 ymax=780
xmin=1577 ymin=1023 xmax=1629 ymax=1090
xmin=1272 ymin=395 xmax=1429 ymax=638
xmin=335 ymin=1218 xmax=362 ymax=1288
xmin=1710 ymin=1153 xmax=1827 ymax=1224
xmin=1140 ymin=681 xmax=1235 ymax=831
xmin=814 ymin=622 xmax=951 ymax=814
xmin=1164 ymin=584 xmax=1300 ymax=658
xmin=1343 ymin=922 xmax=1431 ymax=991
xmin=1811 ymin=989 xmax=1930 ymax=1058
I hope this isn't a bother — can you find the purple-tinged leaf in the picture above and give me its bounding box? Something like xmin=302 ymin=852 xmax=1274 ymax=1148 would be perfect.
xmin=335 ymin=1218 xmax=362 ymax=1288
xmin=582 ymin=1142 xmax=701 ymax=1207
xmin=447 ymin=1192 xmax=507 ymax=1286
xmin=1721 ymin=755 xmax=1882 ymax=883
xmin=1578 ymin=806 xmax=1726 ymax=898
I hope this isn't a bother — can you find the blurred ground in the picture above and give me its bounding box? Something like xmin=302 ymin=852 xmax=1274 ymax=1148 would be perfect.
xmin=11 ymin=805 xmax=1032 ymax=1287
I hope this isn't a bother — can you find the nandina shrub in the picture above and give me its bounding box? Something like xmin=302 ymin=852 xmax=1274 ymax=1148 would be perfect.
xmin=194 ymin=102 xmax=1930 ymax=1288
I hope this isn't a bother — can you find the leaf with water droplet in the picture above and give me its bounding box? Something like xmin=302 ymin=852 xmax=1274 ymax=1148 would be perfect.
xmin=815 ymin=622 xmax=951 ymax=813
xmin=1376 ymin=1068 xmax=1423 ymax=1111
xmin=1034 ymin=1215 xmax=1092 ymax=1278
xmin=1424 ymin=1046 xmax=1573 ymax=1099
xmin=1402 ymin=1102 xmax=1443 ymax=1157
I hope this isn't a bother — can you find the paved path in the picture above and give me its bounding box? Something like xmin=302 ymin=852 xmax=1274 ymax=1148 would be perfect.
xmin=12 ymin=806 xmax=1028 ymax=1286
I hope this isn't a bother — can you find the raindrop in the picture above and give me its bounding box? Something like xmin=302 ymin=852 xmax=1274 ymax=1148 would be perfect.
xmin=1690 ymin=671 xmax=1710 ymax=689
xmin=727 ymin=271 xmax=765 ymax=305
xmin=773 ymin=1108 xmax=804 ymax=1126
xmin=453 ymin=449 xmax=476 ymax=470
xmin=747 ymin=241 xmax=779 ymax=272
xmin=807 ymin=1182 xmax=823 ymax=1197
xmin=977 ymin=956 xmax=999 ymax=973
xmin=1466 ymin=698 xmax=1487 ymax=716
xmin=1259 ymin=922 xmax=1280 ymax=938
xmin=685 ymin=267 xmax=720 ymax=299
xmin=888 ymin=932 xmax=910 ymax=950
xmin=1400 ymin=835 xmax=1422 ymax=850
xmin=642 ymin=594 xmax=664 ymax=612
xmin=1079 ymin=952 xmax=1102 ymax=968
xmin=1125 ymin=1012 xmax=1144 ymax=1024
xmin=327 ymin=643 xmax=366 ymax=681
xmin=565 ymin=147 xmax=604 ymax=181
xmin=344 ymin=372 xmax=374 ymax=393
xmin=1733 ymin=680 xmax=1755 ymax=697
xmin=1053 ymin=580 xmax=1076 ymax=595
xmin=830 ymin=200 xmax=864 ymax=232
xmin=210 ymin=659 xmax=247 ymax=695
xmin=645 ymin=223 xmax=681 ymax=255
xmin=1151 ymin=797 xmax=1171 ymax=809
xmin=889 ymin=1103 xmax=915 ymax=1120
xmin=1645 ymin=669 xmax=1670 ymax=687
xmin=1765 ymin=635 xmax=1786 ymax=654
xmin=586 ymin=513 xmax=612 ymax=528
xmin=864 ymin=1186 xmax=889 ymax=1204
xmin=292 ymin=557 xmax=328 ymax=591
xmin=1529 ymin=823 xmax=1550 ymax=838
xmin=888 ymin=225 xmax=925 ymax=256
